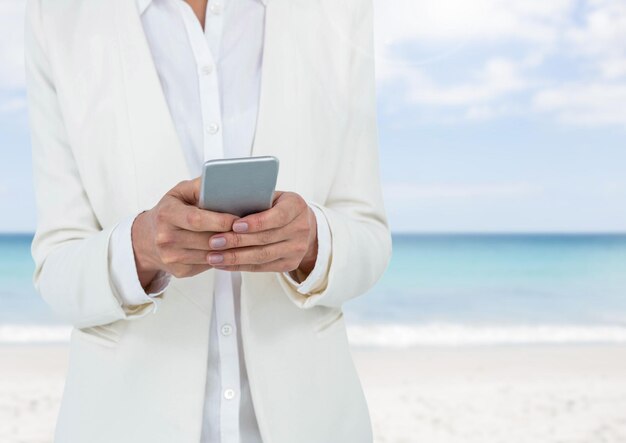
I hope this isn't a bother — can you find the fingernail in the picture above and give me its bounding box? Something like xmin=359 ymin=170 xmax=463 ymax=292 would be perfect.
xmin=233 ymin=222 xmax=248 ymax=233
xmin=210 ymin=236 xmax=226 ymax=248
xmin=208 ymin=254 xmax=224 ymax=265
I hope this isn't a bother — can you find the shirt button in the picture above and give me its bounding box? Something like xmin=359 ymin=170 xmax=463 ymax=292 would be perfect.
xmin=205 ymin=123 xmax=220 ymax=134
xmin=200 ymin=64 xmax=213 ymax=76
xmin=223 ymin=388 xmax=236 ymax=400
xmin=221 ymin=324 xmax=233 ymax=336
xmin=208 ymin=2 xmax=222 ymax=15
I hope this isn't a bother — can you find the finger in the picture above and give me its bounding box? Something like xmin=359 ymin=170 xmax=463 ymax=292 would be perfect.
xmin=213 ymin=258 xmax=294 ymax=273
xmin=233 ymin=192 xmax=304 ymax=233
xmin=169 ymin=263 xmax=213 ymax=279
xmin=161 ymin=247 xmax=216 ymax=266
xmin=167 ymin=203 xmax=239 ymax=233
xmin=206 ymin=241 xmax=291 ymax=266
xmin=208 ymin=225 xmax=294 ymax=250
xmin=157 ymin=229 xmax=214 ymax=251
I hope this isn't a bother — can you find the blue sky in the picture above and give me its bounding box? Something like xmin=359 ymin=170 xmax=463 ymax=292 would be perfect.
xmin=1 ymin=0 xmax=625 ymax=233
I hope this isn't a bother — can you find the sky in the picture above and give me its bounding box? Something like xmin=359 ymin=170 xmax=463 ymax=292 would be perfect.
xmin=1 ymin=0 xmax=625 ymax=233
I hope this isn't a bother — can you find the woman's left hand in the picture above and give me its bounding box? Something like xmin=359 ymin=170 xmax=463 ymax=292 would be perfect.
xmin=206 ymin=191 xmax=318 ymax=275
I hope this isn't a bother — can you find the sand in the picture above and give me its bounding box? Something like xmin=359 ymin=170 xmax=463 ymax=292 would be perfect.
xmin=356 ymin=345 xmax=626 ymax=443
xmin=2 ymin=344 xmax=626 ymax=443
xmin=0 ymin=346 xmax=67 ymax=443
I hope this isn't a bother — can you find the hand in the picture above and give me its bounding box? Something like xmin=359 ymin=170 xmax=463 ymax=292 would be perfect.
xmin=206 ymin=191 xmax=318 ymax=275
xmin=131 ymin=178 xmax=240 ymax=287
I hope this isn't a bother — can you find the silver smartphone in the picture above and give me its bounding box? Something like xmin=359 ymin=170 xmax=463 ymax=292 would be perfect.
xmin=199 ymin=156 xmax=279 ymax=217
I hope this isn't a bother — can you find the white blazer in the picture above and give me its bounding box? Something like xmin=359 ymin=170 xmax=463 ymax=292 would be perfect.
xmin=25 ymin=0 xmax=392 ymax=442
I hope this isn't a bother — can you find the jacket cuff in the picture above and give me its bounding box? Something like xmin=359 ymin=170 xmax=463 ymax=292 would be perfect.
xmin=279 ymin=202 xmax=333 ymax=308
xmin=109 ymin=213 xmax=170 ymax=311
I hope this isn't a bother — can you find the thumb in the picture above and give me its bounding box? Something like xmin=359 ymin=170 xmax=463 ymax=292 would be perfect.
xmin=271 ymin=190 xmax=284 ymax=205
xmin=171 ymin=177 xmax=202 ymax=206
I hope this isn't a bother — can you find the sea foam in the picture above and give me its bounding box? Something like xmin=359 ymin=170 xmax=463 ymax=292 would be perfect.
xmin=0 ymin=325 xmax=72 ymax=344
xmin=346 ymin=323 xmax=626 ymax=347
xmin=3 ymin=323 xmax=626 ymax=347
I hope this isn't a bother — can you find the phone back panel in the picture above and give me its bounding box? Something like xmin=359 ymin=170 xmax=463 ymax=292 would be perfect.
xmin=199 ymin=156 xmax=279 ymax=217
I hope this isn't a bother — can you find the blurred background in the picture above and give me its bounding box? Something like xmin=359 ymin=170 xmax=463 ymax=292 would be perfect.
xmin=1 ymin=0 xmax=626 ymax=442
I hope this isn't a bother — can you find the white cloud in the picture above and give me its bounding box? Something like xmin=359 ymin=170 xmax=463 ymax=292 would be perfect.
xmin=1 ymin=0 xmax=624 ymax=127
xmin=598 ymin=58 xmax=626 ymax=81
xmin=372 ymin=0 xmax=572 ymax=75
xmin=373 ymin=0 xmax=572 ymax=48
xmin=532 ymin=82 xmax=626 ymax=125
xmin=464 ymin=103 xmax=525 ymax=121
xmin=374 ymin=0 xmax=626 ymax=126
xmin=564 ymin=0 xmax=626 ymax=59
xmin=405 ymin=58 xmax=530 ymax=107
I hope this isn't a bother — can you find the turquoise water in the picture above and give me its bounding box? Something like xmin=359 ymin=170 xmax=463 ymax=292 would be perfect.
xmin=0 ymin=234 xmax=59 ymax=324
xmin=2 ymin=233 xmax=626 ymax=344
xmin=346 ymin=234 xmax=626 ymax=326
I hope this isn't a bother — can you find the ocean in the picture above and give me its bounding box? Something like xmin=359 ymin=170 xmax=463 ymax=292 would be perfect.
xmin=2 ymin=233 xmax=626 ymax=346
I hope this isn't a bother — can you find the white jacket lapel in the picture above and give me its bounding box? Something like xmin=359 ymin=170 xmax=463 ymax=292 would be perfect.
xmin=113 ymin=0 xmax=191 ymax=211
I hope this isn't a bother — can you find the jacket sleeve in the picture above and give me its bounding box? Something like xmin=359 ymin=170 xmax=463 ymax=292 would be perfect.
xmin=25 ymin=0 xmax=155 ymax=329
xmin=278 ymin=0 xmax=392 ymax=309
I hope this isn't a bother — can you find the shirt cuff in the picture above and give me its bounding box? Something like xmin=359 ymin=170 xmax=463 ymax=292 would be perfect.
xmin=281 ymin=202 xmax=332 ymax=295
xmin=109 ymin=214 xmax=171 ymax=308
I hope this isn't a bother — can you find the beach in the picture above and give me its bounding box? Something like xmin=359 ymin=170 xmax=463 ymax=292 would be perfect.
xmin=2 ymin=344 xmax=626 ymax=443
xmin=3 ymin=234 xmax=626 ymax=441
xmin=357 ymin=345 xmax=626 ymax=443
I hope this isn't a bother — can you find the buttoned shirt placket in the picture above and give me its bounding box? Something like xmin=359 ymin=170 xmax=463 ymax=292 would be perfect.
xmin=177 ymin=2 xmax=242 ymax=442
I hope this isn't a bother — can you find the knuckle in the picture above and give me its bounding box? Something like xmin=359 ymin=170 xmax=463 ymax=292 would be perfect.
xmin=231 ymin=233 xmax=242 ymax=248
xmin=161 ymin=250 xmax=178 ymax=265
xmin=259 ymin=230 xmax=274 ymax=245
xmin=155 ymin=207 xmax=168 ymax=224
xmin=186 ymin=211 xmax=201 ymax=229
xmin=277 ymin=211 xmax=288 ymax=226
xmin=227 ymin=250 xmax=238 ymax=265
xmin=155 ymin=230 xmax=172 ymax=246
xmin=257 ymin=247 xmax=271 ymax=262
xmin=217 ymin=215 xmax=230 ymax=232
xmin=252 ymin=215 xmax=264 ymax=231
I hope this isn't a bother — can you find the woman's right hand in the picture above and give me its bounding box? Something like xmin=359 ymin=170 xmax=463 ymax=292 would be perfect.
xmin=131 ymin=178 xmax=240 ymax=288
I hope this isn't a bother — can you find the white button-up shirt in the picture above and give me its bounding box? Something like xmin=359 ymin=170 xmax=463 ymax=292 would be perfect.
xmin=107 ymin=0 xmax=333 ymax=442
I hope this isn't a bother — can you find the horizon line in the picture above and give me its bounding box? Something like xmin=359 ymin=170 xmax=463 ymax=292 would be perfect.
xmin=2 ymin=230 xmax=626 ymax=236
